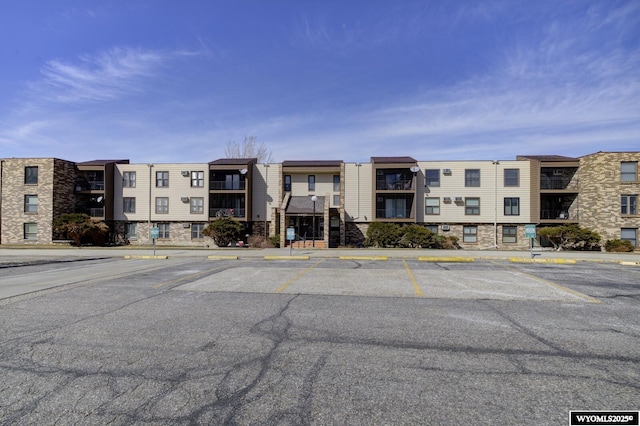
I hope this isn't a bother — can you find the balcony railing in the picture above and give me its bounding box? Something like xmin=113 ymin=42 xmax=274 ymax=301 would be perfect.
xmin=210 ymin=181 xmax=246 ymax=190
xmin=90 ymin=208 xmax=104 ymax=217
xmin=210 ymin=208 xmax=246 ymax=218
xmin=540 ymin=210 xmax=576 ymax=220
xmin=376 ymin=209 xmax=412 ymax=219
xmin=376 ymin=179 xmax=413 ymax=191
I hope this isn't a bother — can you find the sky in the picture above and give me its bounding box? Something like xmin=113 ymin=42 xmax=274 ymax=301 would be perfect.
xmin=1 ymin=1 xmax=639 ymax=164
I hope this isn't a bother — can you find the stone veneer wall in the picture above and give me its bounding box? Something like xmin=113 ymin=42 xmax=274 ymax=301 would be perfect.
xmin=579 ymin=152 xmax=640 ymax=245
xmin=345 ymin=222 xmax=531 ymax=250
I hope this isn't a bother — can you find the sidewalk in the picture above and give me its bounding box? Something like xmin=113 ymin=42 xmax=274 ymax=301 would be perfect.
xmin=0 ymin=245 xmax=638 ymax=263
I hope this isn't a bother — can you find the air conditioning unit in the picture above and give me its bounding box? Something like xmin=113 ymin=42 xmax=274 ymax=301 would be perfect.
xmin=181 ymin=170 xmax=190 ymax=177
xmin=443 ymin=197 xmax=452 ymax=203
xmin=443 ymin=168 xmax=452 ymax=174
xmin=454 ymin=196 xmax=463 ymax=202
xmin=442 ymin=225 xmax=450 ymax=231
xmin=181 ymin=196 xmax=190 ymax=202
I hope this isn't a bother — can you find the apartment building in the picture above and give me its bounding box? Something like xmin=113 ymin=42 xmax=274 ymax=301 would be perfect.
xmin=1 ymin=152 xmax=638 ymax=250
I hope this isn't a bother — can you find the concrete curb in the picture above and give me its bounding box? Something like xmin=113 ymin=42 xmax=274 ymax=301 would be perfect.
xmin=124 ymin=255 xmax=169 ymax=260
xmin=418 ymin=257 xmax=475 ymax=263
xmin=338 ymin=256 xmax=388 ymax=261
xmin=207 ymin=255 xmax=239 ymax=260
xmin=264 ymin=255 xmax=310 ymax=260
xmin=620 ymin=261 xmax=640 ymax=266
xmin=510 ymin=258 xmax=577 ymax=264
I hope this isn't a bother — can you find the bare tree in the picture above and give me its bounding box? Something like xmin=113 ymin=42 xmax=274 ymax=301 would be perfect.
xmin=225 ymin=136 xmax=274 ymax=163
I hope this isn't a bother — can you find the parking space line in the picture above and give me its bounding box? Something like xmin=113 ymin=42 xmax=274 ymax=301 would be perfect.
xmin=402 ymin=259 xmax=423 ymax=297
xmin=276 ymin=259 xmax=325 ymax=293
xmin=492 ymin=261 xmax=601 ymax=304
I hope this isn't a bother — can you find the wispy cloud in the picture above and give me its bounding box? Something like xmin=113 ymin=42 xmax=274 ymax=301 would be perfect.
xmin=29 ymin=47 xmax=169 ymax=103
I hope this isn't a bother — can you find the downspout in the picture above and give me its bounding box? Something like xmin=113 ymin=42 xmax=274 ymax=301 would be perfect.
xmin=0 ymin=159 xmax=3 ymax=245
xmin=148 ymin=163 xmax=153 ymax=242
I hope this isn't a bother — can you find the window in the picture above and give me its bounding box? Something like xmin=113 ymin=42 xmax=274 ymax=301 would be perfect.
xmin=504 ymin=169 xmax=519 ymax=186
xmin=24 ymin=195 xmax=38 ymax=213
xmin=156 ymin=171 xmax=169 ymax=187
xmin=190 ymin=197 xmax=204 ymax=214
xmin=155 ymin=197 xmax=169 ymax=214
xmin=158 ymin=223 xmax=170 ymax=239
xmin=621 ymin=195 xmax=638 ymax=215
xmin=123 ymin=171 xmax=136 ymax=188
xmin=333 ymin=194 xmax=340 ymax=206
xmin=425 ymin=169 xmax=440 ymax=187
xmin=504 ymin=197 xmax=520 ymax=216
xmin=284 ymin=175 xmax=291 ymax=192
xmin=465 ymin=197 xmax=480 ymax=215
xmin=463 ymin=226 xmax=477 ymax=243
xmin=425 ymin=225 xmax=438 ymax=234
xmin=465 ymin=169 xmax=480 ymax=187
xmin=191 ymin=171 xmax=204 ymax=187
xmin=503 ymin=226 xmax=517 ymax=243
xmin=123 ymin=197 xmax=136 ymax=213
xmin=621 ymin=162 xmax=637 ymax=182
xmin=24 ymin=223 xmax=37 ymax=240
xmin=125 ymin=223 xmax=137 ymax=239
xmin=333 ymin=175 xmax=340 ymax=192
xmin=191 ymin=223 xmax=205 ymax=239
xmin=25 ymin=166 xmax=38 ymax=184
xmin=621 ymin=228 xmax=637 ymax=248
xmin=308 ymin=175 xmax=315 ymax=191
xmin=425 ymin=197 xmax=440 ymax=215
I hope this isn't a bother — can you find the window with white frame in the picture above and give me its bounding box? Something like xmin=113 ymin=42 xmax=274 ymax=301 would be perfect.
xmin=155 ymin=197 xmax=169 ymax=214
xmin=465 ymin=197 xmax=480 ymax=215
xmin=156 ymin=171 xmax=169 ymax=187
xmin=621 ymin=194 xmax=638 ymax=215
xmin=425 ymin=169 xmax=440 ymax=187
xmin=25 ymin=166 xmax=38 ymax=184
xmin=504 ymin=169 xmax=519 ymax=186
xmin=425 ymin=197 xmax=440 ymax=215
xmin=465 ymin=169 xmax=480 ymax=187
xmin=333 ymin=194 xmax=340 ymax=206
xmin=158 ymin=223 xmax=170 ymax=239
xmin=125 ymin=223 xmax=137 ymax=239
xmin=123 ymin=197 xmax=136 ymax=213
xmin=621 ymin=162 xmax=637 ymax=182
xmin=308 ymin=175 xmax=315 ymax=191
xmin=504 ymin=197 xmax=520 ymax=215
xmin=621 ymin=228 xmax=637 ymax=248
xmin=284 ymin=175 xmax=291 ymax=192
xmin=24 ymin=223 xmax=37 ymax=240
xmin=463 ymin=226 xmax=477 ymax=243
xmin=190 ymin=197 xmax=204 ymax=214
xmin=502 ymin=225 xmax=517 ymax=243
xmin=24 ymin=195 xmax=38 ymax=213
xmin=191 ymin=171 xmax=204 ymax=187
xmin=333 ymin=175 xmax=340 ymax=192
xmin=191 ymin=223 xmax=205 ymax=239
xmin=123 ymin=171 xmax=136 ymax=188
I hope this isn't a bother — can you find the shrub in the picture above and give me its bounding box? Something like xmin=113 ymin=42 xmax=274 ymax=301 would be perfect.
xmin=538 ymin=224 xmax=601 ymax=251
xmin=52 ymin=213 xmax=109 ymax=246
xmin=203 ymin=217 xmax=242 ymax=247
xmin=398 ymin=225 xmax=436 ymax=248
xmin=605 ymin=239 xmax=635 ymax=252
xmin=269 ymin=235 xmax=281 ymax=248
xmin=364 ymin=222 xmax=403 ymax=247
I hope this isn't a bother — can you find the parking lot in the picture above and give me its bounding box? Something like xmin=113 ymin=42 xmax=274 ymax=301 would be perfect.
xmin=0 ymin=254 xmax=639 ymax=424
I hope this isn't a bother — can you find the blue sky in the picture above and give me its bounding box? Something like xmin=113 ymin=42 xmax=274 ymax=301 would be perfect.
xmin=1 ymin=1 xmax=639 ymax=164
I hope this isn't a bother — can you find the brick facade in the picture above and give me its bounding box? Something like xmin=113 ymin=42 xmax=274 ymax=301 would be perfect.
xmin=579 ymin=152 xmax=640 ymax=245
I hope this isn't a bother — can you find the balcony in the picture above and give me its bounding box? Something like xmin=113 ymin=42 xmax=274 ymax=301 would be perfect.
xmin=375 ymin=194 xmax=414 ymax=219
xmin=376 ymin=178 xmax=413 ymax=191
xmin=90 ymin=208 xmax=105 ymax=217
xmin=540 ymin=167 xmax=578 ymax=190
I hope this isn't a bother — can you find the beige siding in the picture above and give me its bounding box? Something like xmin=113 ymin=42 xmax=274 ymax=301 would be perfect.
xmin=115 ymin=163 xmax=208 ymax=222
xmin=417 ymin=160 xmax=532 ymax=223
xmin=252 ymin=163 xmax=281 ymax=221
xmin=344 ymin=163 xmax=372 ymax=222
